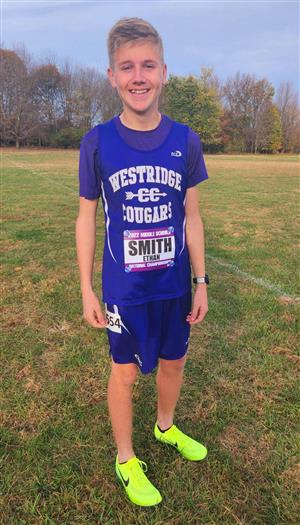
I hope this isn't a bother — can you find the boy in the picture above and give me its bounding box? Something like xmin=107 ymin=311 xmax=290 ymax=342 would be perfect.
xmin=76 ymin=17 xmax=209 ymax=507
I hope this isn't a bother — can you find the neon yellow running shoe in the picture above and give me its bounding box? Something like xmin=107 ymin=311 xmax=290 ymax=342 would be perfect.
xmin=115 ymin=455 xmax=162 ymax=507
xmin=154 ymin=422 xmax=208 ymax=461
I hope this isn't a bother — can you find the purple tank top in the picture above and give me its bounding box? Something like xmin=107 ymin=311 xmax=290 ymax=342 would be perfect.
xmin=78 ymin=113 xmax=209 ymax=306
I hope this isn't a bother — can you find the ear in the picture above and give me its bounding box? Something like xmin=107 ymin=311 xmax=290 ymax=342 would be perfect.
xmin=107 ymin=67 xmax=116 ymax=88
xmin=162 ymin=63 xmax=167 ymax=85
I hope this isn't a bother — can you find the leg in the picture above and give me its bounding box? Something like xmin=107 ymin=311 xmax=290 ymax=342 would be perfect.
xmin=107 ymin=359 xmax=139 ymax=463
xmin=155 ymin=355 xmax=187 ymax=430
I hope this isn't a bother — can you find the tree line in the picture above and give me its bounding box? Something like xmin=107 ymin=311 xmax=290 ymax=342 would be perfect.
xmin=1 ymin=45 xmax=299 ymax=153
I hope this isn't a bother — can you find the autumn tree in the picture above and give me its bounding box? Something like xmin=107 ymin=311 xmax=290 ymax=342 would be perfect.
xmin=96 ymin=76 xmax=123 ymax=123
xmin=29 ymin=63 xmax=64 ymax=146
xmin=1 ymin=42 xmax=298 ymax=151
xmin=0 ymin=48 xmax=37 ymax=147
xmin=223 ymin=73 xmax=274 ymax=153
xmin=276 ymin=81 xmax=299 ymax=152
xmin=256 ymin=102 xmax=282 ymax=153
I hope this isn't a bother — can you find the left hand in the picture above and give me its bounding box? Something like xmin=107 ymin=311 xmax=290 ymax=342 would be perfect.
xmin=186 ymin=284 xmax=208 ymax=325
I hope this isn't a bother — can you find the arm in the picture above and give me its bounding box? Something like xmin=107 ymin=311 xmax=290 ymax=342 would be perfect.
xmin=76 ymin=197 xmax=107 ymax=328
xmin=185 ymin=186 xmax=208 ymax=325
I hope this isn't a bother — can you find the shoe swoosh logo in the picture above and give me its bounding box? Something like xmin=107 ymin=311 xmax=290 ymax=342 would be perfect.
xmin=117 ymin=466 xmax=129 ymax=486
xmin=162 ymin=437 xmax=179 ymax=449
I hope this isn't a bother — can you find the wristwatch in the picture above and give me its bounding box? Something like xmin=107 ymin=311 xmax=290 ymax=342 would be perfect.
xmin=193 ymin=274 xmax=209 ymax=285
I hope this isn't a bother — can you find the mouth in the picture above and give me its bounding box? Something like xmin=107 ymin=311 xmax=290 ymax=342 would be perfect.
xmin=128 ymin=88 xmax=151 ymax=97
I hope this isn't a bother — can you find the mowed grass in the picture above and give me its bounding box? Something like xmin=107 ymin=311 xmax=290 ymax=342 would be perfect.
xmin=1 ymin=148 xmax=299 ymax=525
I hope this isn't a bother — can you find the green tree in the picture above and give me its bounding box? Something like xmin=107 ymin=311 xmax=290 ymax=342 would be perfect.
xmin=163 ymin=74 xmax=221 ymax=148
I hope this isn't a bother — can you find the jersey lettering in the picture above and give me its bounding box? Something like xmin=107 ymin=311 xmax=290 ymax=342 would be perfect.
xmin=109 ymin=165 xmax=182 ymax=193
xmin=122 ymin=202 xmax=172 ymax=223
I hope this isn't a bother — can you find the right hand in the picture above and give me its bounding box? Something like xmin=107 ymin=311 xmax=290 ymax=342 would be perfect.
xmin=82 ymin=289 xmax=108 ymax=329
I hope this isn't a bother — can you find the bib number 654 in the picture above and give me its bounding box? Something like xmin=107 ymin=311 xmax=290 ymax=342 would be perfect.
xmin=105 ymin=310 xmax=122 ymax=334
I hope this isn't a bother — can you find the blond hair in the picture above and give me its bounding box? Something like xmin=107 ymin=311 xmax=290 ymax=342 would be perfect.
xmin=107 ymin=17 xmax=164 ymax=69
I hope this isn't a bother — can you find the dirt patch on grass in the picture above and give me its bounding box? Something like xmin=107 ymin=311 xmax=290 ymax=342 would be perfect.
xmin=0 ymin=411 xmax=39 ymax=437
xmin=268 ymin=346 xmax=300 ymax=368
xmin=226 ymin=324 xmax=245 ymax=343
xmin=219 ymin=424 xmax=274 ymax=468
xmin=183 ymin=386 xmax=218 ymax=422
xmin=48 ymin=319 xmax=75 ymax=335
xmin=281 ymin=463 xmax=300 ymax=488
xmin=2 ymin=293 xmax=45 ymax=330
xmin=14 ymin=344 xmax=63 ymax=387
xmin=1 ymin=215 xmax=26 ymax=222
xmin=38 ymin=344 xmax=64 ymax=379
xmin=2 ymin=262 xmax=81 ymax=338
xmin=216 ymin=370 xmax=270 ymax=416
xmin=16 ymin=364 xmax=42 ymax=394
xmin=24 ymin=378 xmax=41 ymax=394
xmin=235 ymin=364 xmax=292 ymax=411
xmin=278 ymin=295 xmax=299 ymax=305
xmin=1 ymin=397 xmax=54 ymax=438
xmin=78 ymin=374 xmax=107 ymax=405
xmin=281 ymin=311 xmax=296 ymax=323
xmin=214 ymin=363 xmax=282 ymax=416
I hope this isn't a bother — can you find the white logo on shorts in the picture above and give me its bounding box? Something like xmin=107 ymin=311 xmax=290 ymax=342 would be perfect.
xmin=134 ymin=353 xmax=143 ymax=367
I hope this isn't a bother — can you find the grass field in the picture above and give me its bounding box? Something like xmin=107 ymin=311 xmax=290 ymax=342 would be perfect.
xmin=1 ymin=148 xmax=299 ymax=525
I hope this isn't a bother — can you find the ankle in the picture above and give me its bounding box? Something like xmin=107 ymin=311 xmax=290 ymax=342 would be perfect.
xmin=117 ymin=451 xmax=136 ymax=463
xmin=156 ymin=419 xmax=173 ymax=431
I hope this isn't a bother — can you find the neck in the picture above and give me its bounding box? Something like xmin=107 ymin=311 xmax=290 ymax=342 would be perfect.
xmin=119 ymin=109 xmax=162 ymax=131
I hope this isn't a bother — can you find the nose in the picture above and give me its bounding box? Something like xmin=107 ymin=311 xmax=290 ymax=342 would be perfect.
xmin=132 ymin=66 xmax=146 ymax=84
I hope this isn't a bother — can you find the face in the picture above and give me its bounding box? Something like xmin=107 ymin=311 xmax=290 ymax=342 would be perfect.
xmin=107 ymin=40 xmax=167 ymax=116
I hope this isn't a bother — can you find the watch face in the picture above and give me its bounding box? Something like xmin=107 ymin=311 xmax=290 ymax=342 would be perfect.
xmin=193 ymin=275 xmax=209 ymax=284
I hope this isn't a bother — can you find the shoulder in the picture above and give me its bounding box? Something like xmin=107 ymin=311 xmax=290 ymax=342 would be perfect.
xmin=81 ymin=116 xmax=117 ymax=149
xmin=187 ymin=127 xmax=204 ymax=154
xmin=166 ymin=116 xmax=204 ymax=152
xmin=165 ymin=114 xmax=188 ymax=134
xmin=80 ymin=125 xmax=99 ymax=150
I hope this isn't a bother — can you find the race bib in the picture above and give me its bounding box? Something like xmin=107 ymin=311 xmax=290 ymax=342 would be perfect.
xmin=105 ymin=306 xmax=122 ymax=333
xmin=123 ymin=227 xmax=175 ymax=272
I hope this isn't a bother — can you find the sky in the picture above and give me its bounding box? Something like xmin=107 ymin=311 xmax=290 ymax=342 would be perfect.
xmin=2 ymin=0 xmax=299 ymax=95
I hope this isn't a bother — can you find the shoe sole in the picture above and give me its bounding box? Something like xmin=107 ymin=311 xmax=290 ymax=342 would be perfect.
xmin=115 ymin=466 xmax=162 ymax=507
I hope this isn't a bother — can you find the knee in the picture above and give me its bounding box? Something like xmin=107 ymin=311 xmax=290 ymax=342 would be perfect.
xmin=111 ymin=361 xmax=139 ymax=387
xmin=158 ymin=355 xmax=186 ymax=375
